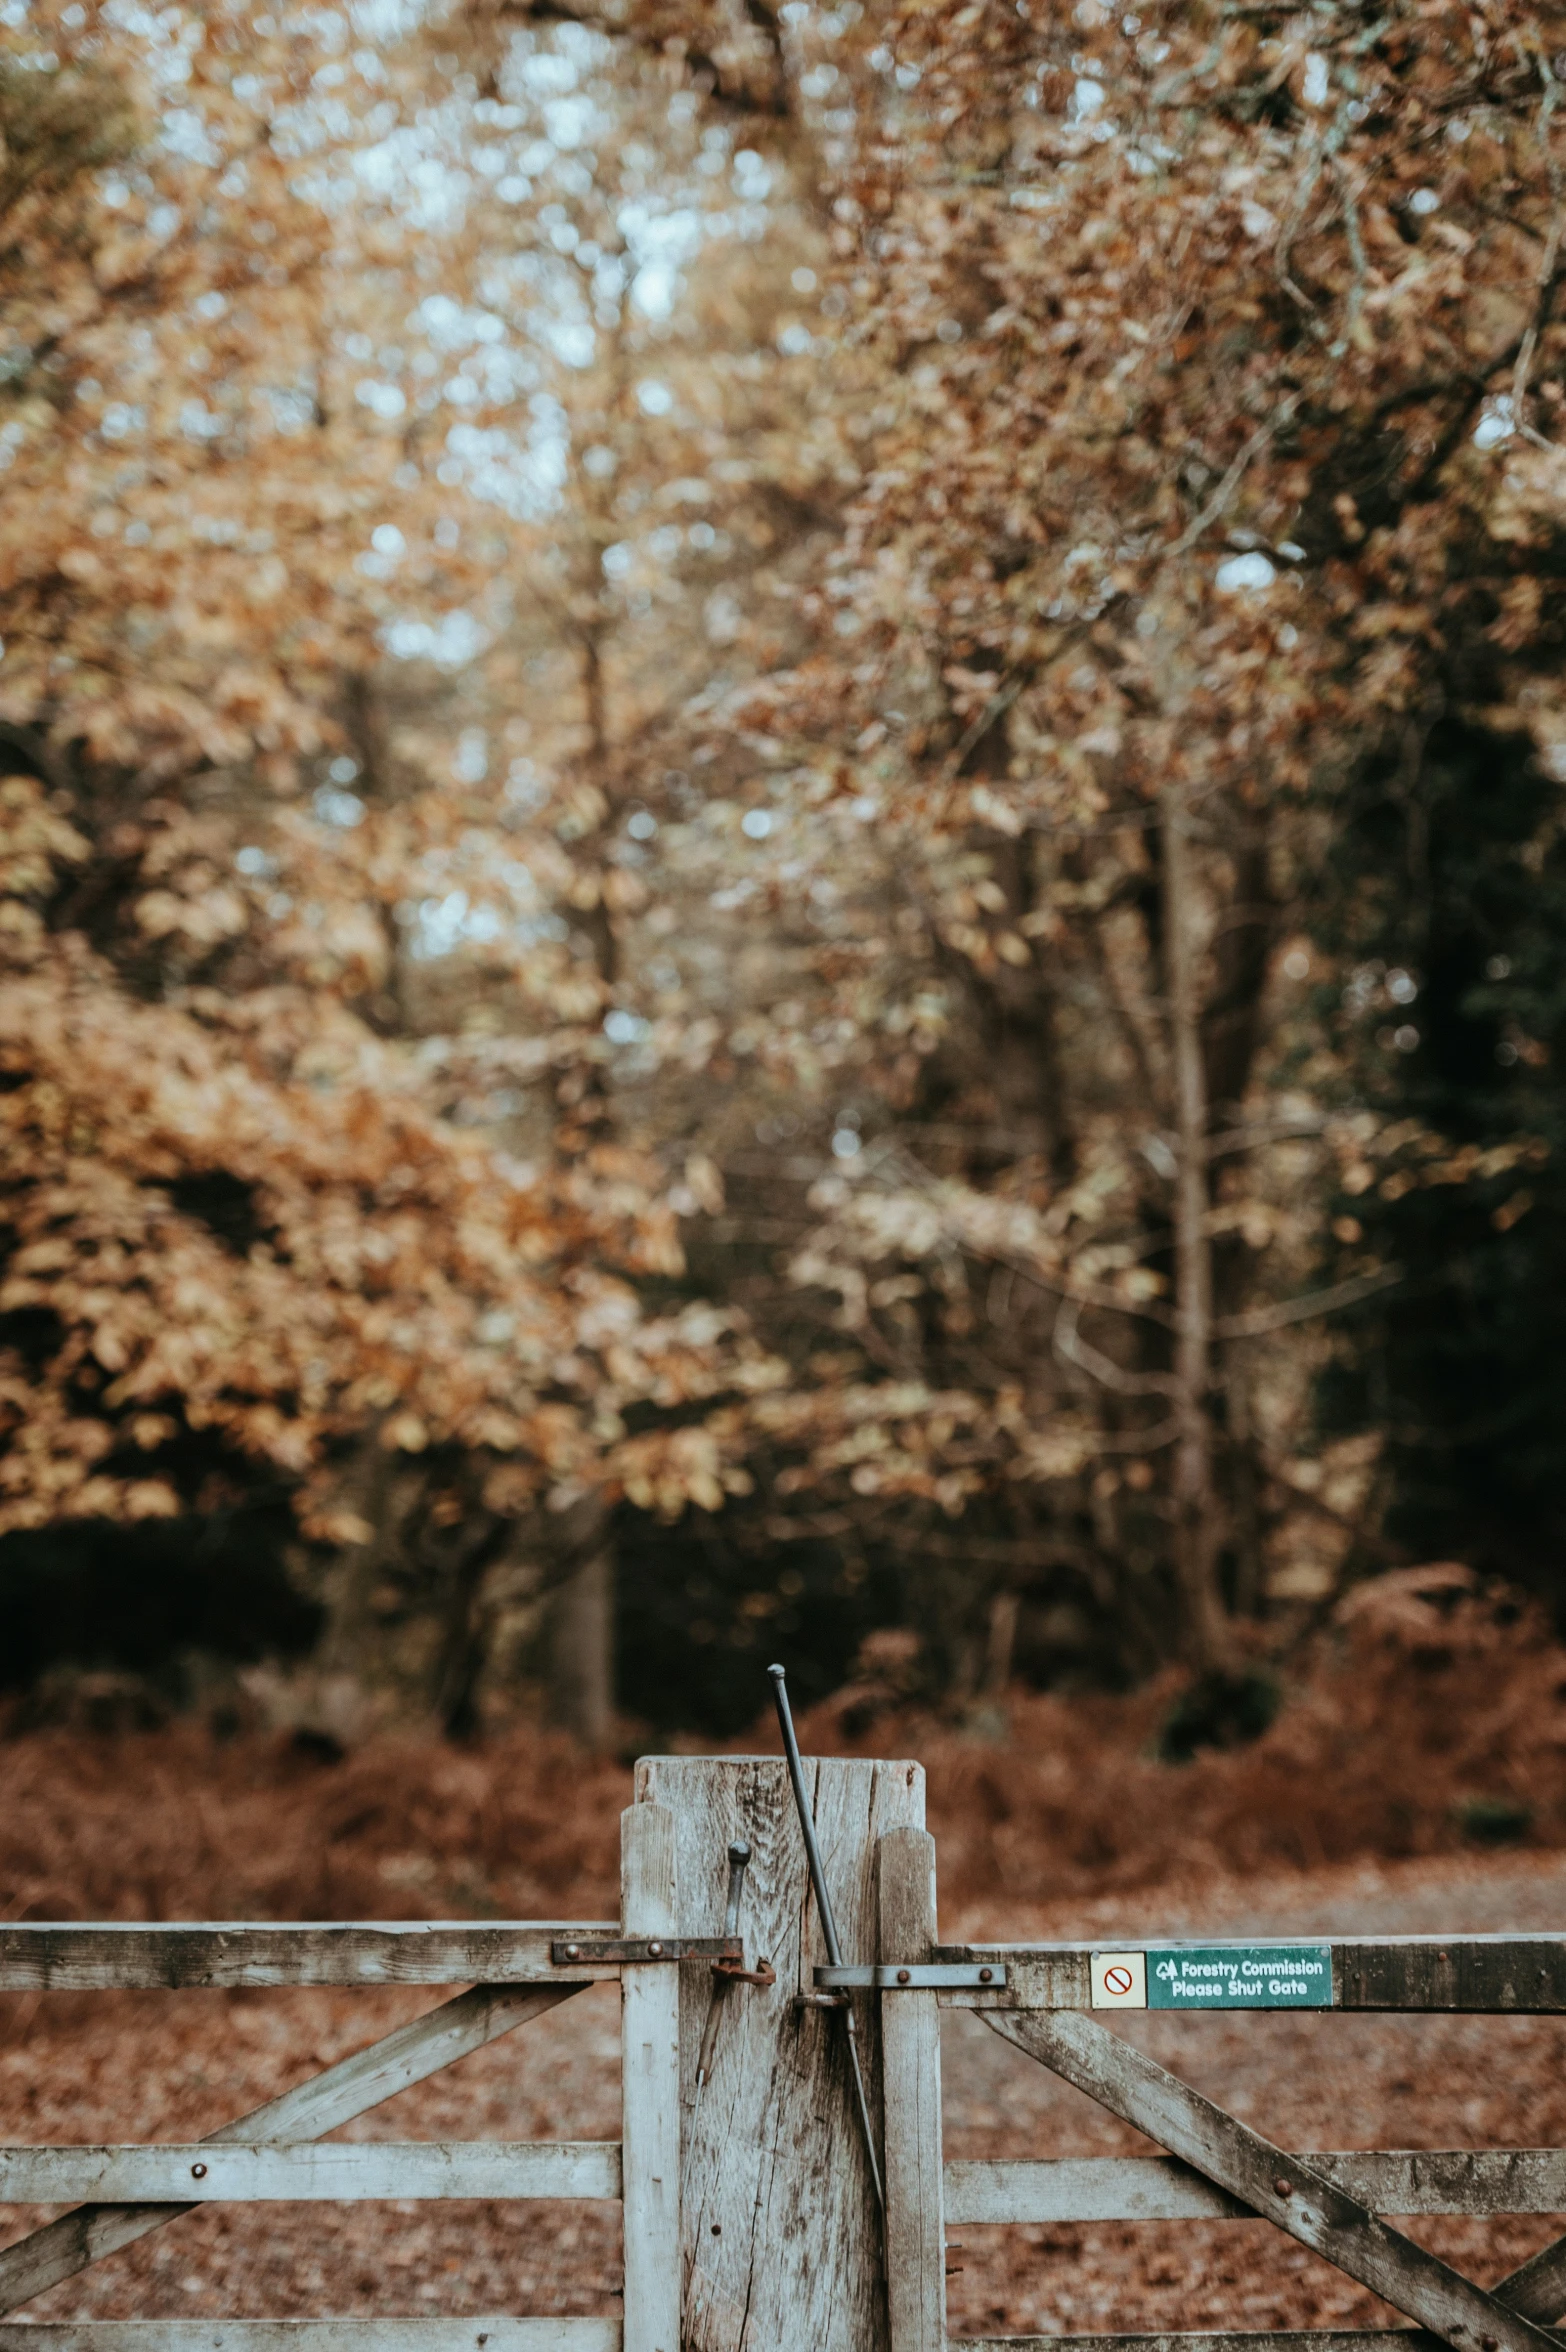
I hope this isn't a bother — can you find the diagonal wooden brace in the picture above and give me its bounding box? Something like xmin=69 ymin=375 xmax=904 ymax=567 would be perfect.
xmin=986 ymin=2010 xmax=1562 ymax=2352
xmin=0 ymin=1979 xmax=588 ymax=2317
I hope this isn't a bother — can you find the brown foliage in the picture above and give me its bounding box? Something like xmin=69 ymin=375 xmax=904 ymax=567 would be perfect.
xmin=1 ymin=1569 xmax=1561 ymax=1928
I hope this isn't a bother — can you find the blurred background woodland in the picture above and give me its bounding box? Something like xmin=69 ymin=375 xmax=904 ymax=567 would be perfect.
xmin=5 ymin=0 xmax=1566 ymax=1765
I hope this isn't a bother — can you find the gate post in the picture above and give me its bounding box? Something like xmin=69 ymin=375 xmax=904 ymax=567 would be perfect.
xmin=878 ymin=1826 xmax=946 ymax=2352
xmin=622 ymin=1798 xmax=681 ymax=2352
xmin=634 ymin=1751 xmax=924 ymax=2352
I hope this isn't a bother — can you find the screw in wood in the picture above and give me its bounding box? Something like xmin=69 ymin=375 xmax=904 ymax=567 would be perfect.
xmin=191 ymin=2163 xmax=207 ymax=2179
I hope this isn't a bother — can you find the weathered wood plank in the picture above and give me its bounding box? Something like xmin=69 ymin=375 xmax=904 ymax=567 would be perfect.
xmin=879 ymin=1826 xmax=944 ymax=2352
xmin=1491 ymin=2232 xmax=1566 ymax=2326
xmin=943 ymin=2151 xmax=1566 ymax=2225
xmin=0 ymin=2142 xmax=619 ymax=2204
xmin=0 ymin=1982 xmax=588 ymax=2316
xmin=620 ymin=1801 xmax=680 ymax=2352
xmin=987 ymin=2009 xmax=1560 ymax=2352
xmin=645 ymin=1752 xmax=923 ymax=2352
xmin=0 ymin=1926 xmax=616 ymax=1991
xmin=937 ymin=1940 xmax=1566 ymax=2014
xmin=0 ymin=2327 xmax=618 ymax=2351
xmin=947 ymin=2336 xmax=1440 ymax=2352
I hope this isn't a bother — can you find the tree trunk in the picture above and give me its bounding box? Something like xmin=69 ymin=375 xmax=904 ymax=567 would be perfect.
xmin=547 ymin=1532 xmax=614 ymax=1749
xmin=1162 ymin=784 xmax=1231 ymax=1669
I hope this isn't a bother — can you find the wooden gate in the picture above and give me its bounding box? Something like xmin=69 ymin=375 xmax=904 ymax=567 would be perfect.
xmin=1 ymin=1751 xmax=1565 ymax=2352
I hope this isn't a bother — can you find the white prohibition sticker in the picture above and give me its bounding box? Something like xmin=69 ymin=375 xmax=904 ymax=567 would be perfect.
xmin=1091 ymin=1950 xmax=1147 ymax=2008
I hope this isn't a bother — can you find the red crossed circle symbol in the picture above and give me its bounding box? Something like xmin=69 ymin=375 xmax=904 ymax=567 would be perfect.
xmin=1103 ymin=1964 xmax=1134 ymax=1997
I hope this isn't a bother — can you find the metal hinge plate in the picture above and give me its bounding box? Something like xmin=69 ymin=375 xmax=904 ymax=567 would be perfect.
xmin=550 ymin=1936 xmax=742 ymax=1966
xmin=814 ymin=1962 xmax=1008 ymax=1990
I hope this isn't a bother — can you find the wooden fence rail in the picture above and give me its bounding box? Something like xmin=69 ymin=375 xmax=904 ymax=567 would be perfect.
xmin=3 ymin=1753 xmax=1563 ymax=2352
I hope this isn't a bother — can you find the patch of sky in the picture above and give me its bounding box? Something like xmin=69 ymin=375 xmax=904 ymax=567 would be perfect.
xmin=356 ymin=379 xmax=407 ymax=420
xmin=179 ymin=401 xmax=227 ymax=441
xmin=1215 ymin=550 xmax=1276 ymax=591
xmin=381 ymin=608 xmax=490 ymax=668
xmin=617 ymin=199 xmax=704 ymax=319
xmin=1474 ymin=396 xmax=1514 ymax=450
xmin=543 ymin=94 xmax=598 ymax=150
xmin=453 ymin=727 xmax=488 ymax=784
xmin=350 ymin=0 xmax=429 ymax=39
xmin=266 ymin=387 xmax=315 ymax=434
xmin=314 ymin=785 xmax=366 ymax=828
xmin=160 ymin=108 xmax=221 ymax=166
xmin=408 ymin=889 xmax=507 ymax=960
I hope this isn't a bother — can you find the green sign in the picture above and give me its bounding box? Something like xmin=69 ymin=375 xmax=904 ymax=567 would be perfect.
xmin=1145 ymin=1944 xmax=1333 ymax=2009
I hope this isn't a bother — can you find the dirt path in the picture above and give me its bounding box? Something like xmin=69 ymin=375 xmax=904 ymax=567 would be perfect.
xmin=3 ymin=1847 xmax=1566 ymax=2335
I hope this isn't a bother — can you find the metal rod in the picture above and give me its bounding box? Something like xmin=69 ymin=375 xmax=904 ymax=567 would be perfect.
xmin=768 ymin=1663 xmax=885 ymax=2214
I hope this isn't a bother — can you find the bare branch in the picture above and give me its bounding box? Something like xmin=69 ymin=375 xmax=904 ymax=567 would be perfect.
xmin=1053 ymin=1295 xmax=1181 ymax=1396
xmin=1512 ymin=47 xmax=1564 ymax=434
xmin=1216 ymin=1263 xmax=1403 ymax=1340
xmin=1165 ymin=394 xmax=1299 ymax=558
xmin=1329 ymin=154 xmax=1369 ymax=358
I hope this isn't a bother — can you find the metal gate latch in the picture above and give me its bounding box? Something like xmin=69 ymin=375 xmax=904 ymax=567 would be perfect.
xmin=814 ymin=1962 xmax=1007 ymax=1989
xmin=713 ymin=1953 xmax=777 ymax=1986
xmin=550 ymin=1936 xmax=744 ymax=1965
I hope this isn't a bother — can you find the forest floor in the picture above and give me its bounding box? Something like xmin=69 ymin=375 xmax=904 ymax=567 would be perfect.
xmin=4 ymin=1563 xmax=1566 ymax=2336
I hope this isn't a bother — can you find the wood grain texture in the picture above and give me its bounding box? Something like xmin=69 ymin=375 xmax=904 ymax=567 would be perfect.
xmin=943 ymin=2150 xmax=1566 ymax=2225
xmin=946 ymin=2335 xmax=1436 ymax=2352
xmin=0 ymin=2327 xmax=618 ymax=2351
xmin=0 ymin=2142 xmax=619 ymax=2203
xmin=620 ymin=1802 xmax=680 ymax=2352
xmin=878 ymin=1828 xmax=944 ymax=2352
xmin=988 ymin=2010 xmax=1560 ymax=2352
xmin=0 ymin=1926 xmax=615 ymax=1991
xmin=0 ymin=1983 xmax=587 ymax=2317
xmin=937 ymin=1939 xmax=1566 ymax=2014
xmin=636 ymin=1752 xmax=924 ymax=2352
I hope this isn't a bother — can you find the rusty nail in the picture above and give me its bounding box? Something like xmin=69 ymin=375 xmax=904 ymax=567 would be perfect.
xmin=191 ymin=2162 xmax=207 ymax=2179
xmin=979 ymin=1967 xmax=994 ymax=1983
xmin=1274 ymin=2178 xmax=1292 ymax=2197
xmin=1483 ymin=2336 xmax=1498 ymax=2349
xmin=896 ymin=1968 xmax=911 ymax=1984
xmin=1438 ymin=1950 xmax=1448 ymax=1962
xmin=648 ymin=1940 xmax=664 ymax=1957
xmin=711 ymin=2223 xmax=721 ymax=2237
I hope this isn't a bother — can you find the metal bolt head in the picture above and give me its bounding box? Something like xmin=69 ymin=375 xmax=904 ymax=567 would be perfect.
xmin=564 ymin=1945 xmax=580 ymax=1961
xmin=896 ymin=1967 xmax=911 ymax=1984
xmin=192 ymin=2162 xmax=207 ymax=2179
xmin=648 ymin=1940 xmax=664 ymax=1958
xmin=728 ymin=1840 xmax=751 ymax=1866
xmin=1274 ymin=2178 xmax=1292 ymax=2197
xmin=1483 ymin=2337 xmax=1498 ymax=2349
xmin=979 ymin=1967 xmax=994 ymax=1983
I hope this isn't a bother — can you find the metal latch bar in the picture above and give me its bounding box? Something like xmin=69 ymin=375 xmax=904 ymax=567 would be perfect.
xmin=550 ymin=1936 xmax=742 ymax=1966
xmin=815 ymin=1963 xmax=1008 ymax=1990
